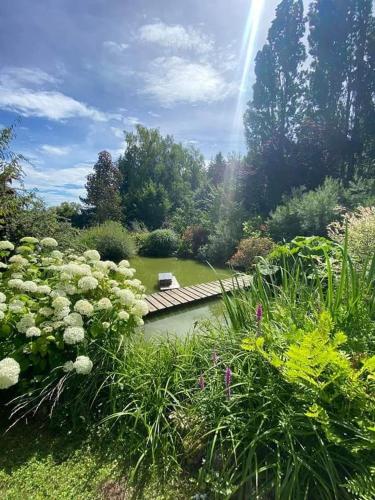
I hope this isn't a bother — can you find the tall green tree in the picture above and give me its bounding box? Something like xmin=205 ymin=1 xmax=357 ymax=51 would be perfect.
xmin=118 ymin=125 xmax=206 ymax=229
xmin=81 ymin=151 xmax=122 ymax=224
xmin=307 ymin=0 xmax=375 ymax=180
xmin=207 ymin=152 xmax=227 ymax=186
xmin=243 ymin=0 xmax=306 ymax=213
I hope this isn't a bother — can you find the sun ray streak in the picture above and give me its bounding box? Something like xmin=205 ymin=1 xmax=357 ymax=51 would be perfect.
xmin=231 ymin=0 xmax=267 ymax=151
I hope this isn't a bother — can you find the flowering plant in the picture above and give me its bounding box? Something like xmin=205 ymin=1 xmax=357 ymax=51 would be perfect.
xmin=0 ymin=237 xmax=148 ymax=392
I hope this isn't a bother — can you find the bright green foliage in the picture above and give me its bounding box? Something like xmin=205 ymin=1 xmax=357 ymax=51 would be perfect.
xmin=118 ymin=125 xmax=205 ymax=229
xmin=328 ymin=206 xmax=375 ymax=265
xmin=139 ymin=229 xmax=179 ymax=257
xmin=268 ymin=178 xmax=343 ymax=241
xmin=76 ymin=221 xmax=135 ymax=261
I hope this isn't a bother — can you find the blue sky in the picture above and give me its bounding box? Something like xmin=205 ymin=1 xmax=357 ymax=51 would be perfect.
xmin=0 ymin=0 xmax=282 ymax=205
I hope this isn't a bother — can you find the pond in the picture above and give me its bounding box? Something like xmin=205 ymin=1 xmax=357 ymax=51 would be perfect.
xmin=130 ymin=256 xmax=232 ymax=294
xmin=130 ymin=256 xmax=232 ymax=337
xmin=144 ymin=298 xmax=226 ymax=339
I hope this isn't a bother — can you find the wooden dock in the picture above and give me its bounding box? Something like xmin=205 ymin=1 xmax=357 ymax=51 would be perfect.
xmin=145 ymin=274 xmax=251 ymax=315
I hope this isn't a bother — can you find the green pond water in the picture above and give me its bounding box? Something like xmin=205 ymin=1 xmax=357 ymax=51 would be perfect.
xmin=130 ymin=256 xmax=232 ymax=337
xmin=130 ymin=256 xmax=232 ymax=294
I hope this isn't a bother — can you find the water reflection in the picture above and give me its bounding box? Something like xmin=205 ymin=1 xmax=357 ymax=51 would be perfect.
xmin=144 ymin=298 xmax=225 ymax=339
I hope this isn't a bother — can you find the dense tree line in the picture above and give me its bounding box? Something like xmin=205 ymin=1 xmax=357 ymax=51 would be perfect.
xmin=243 ymin=0 xmax=375 ymax=215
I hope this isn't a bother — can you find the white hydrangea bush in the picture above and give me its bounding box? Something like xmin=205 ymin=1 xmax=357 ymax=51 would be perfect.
xmin=0 ymin=237 xmax=148 ymax=391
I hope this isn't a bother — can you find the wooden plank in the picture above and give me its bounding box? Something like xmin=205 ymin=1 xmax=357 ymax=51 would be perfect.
xmin=160 ymin=290 xmax=184 ymax=305
xmin=172 ymin=287 xmax=202 ymax=301
xmin=186 ymin=286 xmax=212 ymax=299
xmin=146 ymin=295 xmax=166 ymax=311
xmin=149 ymin=293 xmax=175 ymax=308
xmin=191 ymin=285 xmax=216 ymax=297
xmin=146 ymin=302 xmax=157 ymax=313
xmin=194 ymin=283 xmax=221 ymax=294
xmin=191 ymin=284 xmax=217 ymax=297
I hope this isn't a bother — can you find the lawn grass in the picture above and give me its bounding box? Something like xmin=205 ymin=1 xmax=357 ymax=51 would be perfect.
xmin=0 ymin=410 xmax=192 ymax=499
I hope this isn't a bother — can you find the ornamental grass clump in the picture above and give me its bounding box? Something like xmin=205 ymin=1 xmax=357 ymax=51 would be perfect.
xmin=0 ymin=237 xmax=148 ymax=419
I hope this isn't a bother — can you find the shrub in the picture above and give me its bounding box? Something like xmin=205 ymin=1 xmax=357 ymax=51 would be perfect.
xmin=268 ymin=178 xmax=342 ymax=241
xmin=177 ymin=225 xmax=209 ymax=258
xmin=0 ymin=237 xmax=147 ymax=415
xmin=75 ymin=221 xmax=135 ymax=262
xmin=227 ymin=237 xmax=274 ymax=270
xmin=197 ymin=220 xmax=238 ymax=265
xmin=139 ymin=229 xmax=179 ymax=257
xmin=328 ymin=206 xmax=375 ymax=265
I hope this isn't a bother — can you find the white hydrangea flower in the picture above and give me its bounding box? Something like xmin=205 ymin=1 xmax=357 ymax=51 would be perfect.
xmin=0 ymin=311 xmax=4 ymax=321
xmin=64 ymin=284 xmax=78 ymax=295
xmin=0 ymin=292 xmax=6 ymax=303
xmin=50 ymin=250 xmax=63 ymax=259
xmin=26 ymin=326 xmax=42 ymax=338
xmin=93 ymin=261 xmax=109 ymax=272
xmin=115 ymin=289 xmax=135 ymax=306
xmin=54 ymin=306 xmax=70 ymax=320
xmin=52 ymin=296 xmax=71 ymax=309
xmin=20 ymin=237 xmax=39 ymax=244
xmin=102 ymin=322 xmax=110 ymax=329
xmin=16 ymin=313 xmax=35 ymax=333
xmin=0 ymin=357 xmax=20 ymax=389
xmin=9 ymin=300 xmax=24 ymax=313
xmin=9 ymin=255 xmax=28 ymax=266
xmin=63 ymin=326 xmax=85 ymax=345
xmin=63 ymin=360 xmax=74 ymax=372
xmin=73 ymin=355 xmax=93 ymax=375
xmin=103 ymin=260 xmax=118 ymax=271
xmin=118 ymin=310 xmax=129 ymax=321
xmin=8 ymin=278 xmax=23 ymax=289
xmin=96 ymin=298 xmax=112 ymax=310
xmin=42 ymin=326 xmax=53 ymax=334
xmin=117 ymin=267 xmax=133 ymax=278
xmin=0 ymin=303 xmax=7 ymax=312
xmin=37 ymin=285 xmax=51 ymax=294
xmin=92 ymin=271 xmax=105 ymax=280
xmin=62 ymin=263 xmax=92 ymax=277
xmin=118 ymin=259 xmax=130 ymax=268
xmin=74 ymin=299 xmax=94 ymax=316
xmin=78 ymin=276 xmax=98 ymax=291
xmin=10 ymin=273 xmax=23 ymax=279
xmin=0 ymin=262 xmax=8 ymax=269
xmin=135 ymin=317 xmax=144 ymax=327
xmin=39 ymin=307 xmax=54 ymax=317
xmin=20 ymin=280 xmax=38 ymax=293
xmin=0 ymin=240 xmax=14 ymax=251
xmin=131 ymin=300 xmax=149 ymax=317
xmin=50 ymin=289 xmax=67 ymax=299
xmin=64 ymin=312 xmax=83 ymax=327
xmin=83 ymin=249 xmax=101 ymax=261
xmin=40 ymin=237 xmax=58 ymax=247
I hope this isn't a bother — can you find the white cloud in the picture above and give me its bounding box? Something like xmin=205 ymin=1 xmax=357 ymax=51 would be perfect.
xmin=23 ymin=163 xmax=92 ymax=189
xmin=40 ymin=144 xmax=71 ymax=156
xmin=138 ymin=22 xmax=213 ymax=53
xmin=103 ymin=40 xmax=129 ymax=53
xmin=0 ymin=87 xmax=111 ymax=121
xmin=142 ymin=56 xmax=234 ymax=106
xmin=22 ymin=162 xmax=92 ymax=204
xmin=1 ymin=67 xmax=60 ymax=87
xmin=0 ymin=66 xmax=114 ymax=122
xmin=110 ymin=127 xmax=124 ymax=139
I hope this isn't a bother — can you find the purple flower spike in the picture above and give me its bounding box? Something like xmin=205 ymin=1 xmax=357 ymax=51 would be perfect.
xmin=225 ymin=366 xmax=232 ymax=399
xmin=198 ymin=373 xmax=205 ymax=390
xmin=256 ymin=303 xmax=263 ymax=322
xmin=212 ymin=350 xmax=218 ymax=366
